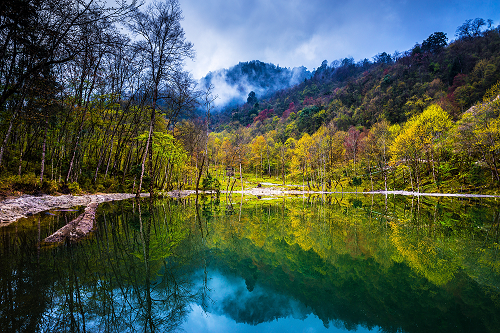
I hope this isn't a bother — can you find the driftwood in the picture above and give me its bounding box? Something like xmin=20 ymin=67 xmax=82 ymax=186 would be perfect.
xmin=44 ymin=203 xmax=98 ymax=243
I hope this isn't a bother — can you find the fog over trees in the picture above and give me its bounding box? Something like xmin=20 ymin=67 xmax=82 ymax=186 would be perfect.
xmin=199 ymin=60 xmax=312 ymax=108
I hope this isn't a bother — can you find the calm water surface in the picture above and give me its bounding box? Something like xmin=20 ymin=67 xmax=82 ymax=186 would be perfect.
xmin=1 ymin=194 xmax=500 ymax=332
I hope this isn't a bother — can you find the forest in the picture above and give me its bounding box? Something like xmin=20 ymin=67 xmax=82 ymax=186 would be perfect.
xmin=0 ymin=0 xmax=198 ymax=196
xmin=208 ymin=18 xmax=500 ymax=194
xmin=1 ymin=0 xmax=500 ymax=196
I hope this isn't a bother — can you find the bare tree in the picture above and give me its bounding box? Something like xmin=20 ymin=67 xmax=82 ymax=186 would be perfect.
xmin=128 ymin=0 xmax=194 ymax=197
xmin=195 ymin=84 xmax=217 ymax=194
xmin=0 ymin=0 xmax=135 ymax=109
xmin=0 ymin=0 xmax=135 ymax=174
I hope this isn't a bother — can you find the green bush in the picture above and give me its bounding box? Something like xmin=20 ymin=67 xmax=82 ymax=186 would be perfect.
xmin=351 ymin=176 xmax=362 ymax=187
xmin=202 ymin=174 xmax=221 ymax=192
xmin=41 ymin=180 xmax=58 ymax=194
xmin=9 ymin=174 xmax=40 ymax=193
xmin=0 ymin=174 xmax=61 ymax=195
xmin=467 ymin=164 xmax=485 ymax=186
xmin=67 ymin=182 xmax=82 ymax=194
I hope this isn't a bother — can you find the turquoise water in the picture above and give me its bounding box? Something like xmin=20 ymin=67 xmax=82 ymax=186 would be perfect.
xmin=1 ymin=194 xmax=499 ymax=332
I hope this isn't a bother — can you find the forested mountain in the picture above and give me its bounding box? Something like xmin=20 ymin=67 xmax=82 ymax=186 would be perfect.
xmin=199 ymin=60 xmax=311 ymax=108
xmin=213 ymin=21 xmax=500 ymax=133
xmin=203 ymin=19 xmax=500 ymax=194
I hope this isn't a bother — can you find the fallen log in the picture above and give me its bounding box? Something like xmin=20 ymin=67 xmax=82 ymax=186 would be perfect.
xmin=44 ymin=202 xmax=98 ymax=243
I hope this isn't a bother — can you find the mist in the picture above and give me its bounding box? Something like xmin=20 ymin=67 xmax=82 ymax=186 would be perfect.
xmin=199 ymin=60 xmax=312 ymax=109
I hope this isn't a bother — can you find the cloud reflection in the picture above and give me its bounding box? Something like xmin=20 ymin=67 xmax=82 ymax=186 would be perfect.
xmin=181 ymin=269 xmax=380 ymax=332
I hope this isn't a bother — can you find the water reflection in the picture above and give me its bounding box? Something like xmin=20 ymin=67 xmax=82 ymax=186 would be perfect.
xmin=0 ymin=194 xmax=499 ymax=332
xmin=183 ymin=270 xmax=377 ymax=333
xmin=1 ymin=199 xmax=199 ymax=332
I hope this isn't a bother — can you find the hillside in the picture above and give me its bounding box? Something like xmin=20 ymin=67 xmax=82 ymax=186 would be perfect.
xmin=1 ymin=3 xmax=499 ymax=198
xmin=198 ymin=20 xmax=500 ymax=195
xmin=212 ymin=22 xmax=500 ymax=134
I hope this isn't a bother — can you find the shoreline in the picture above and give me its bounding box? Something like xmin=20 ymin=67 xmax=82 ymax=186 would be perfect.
xmin=2 ymin=189 xmax=499 ymax=227
xmin=0 ymin=193 xmax=149 ymax=226
xmin=223 ymin=188 xmax=500 ymax=198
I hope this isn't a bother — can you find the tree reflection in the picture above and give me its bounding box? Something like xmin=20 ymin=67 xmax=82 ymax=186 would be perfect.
xmin=197 ymin=194 xmax=500 ymax=332
xmin=1 ymin=199 xmax=201 ymax=333
xmin=0 ymin=211 xmax=81 ymax=333
xmin=1 ymin=195 xmax=500 ymax=333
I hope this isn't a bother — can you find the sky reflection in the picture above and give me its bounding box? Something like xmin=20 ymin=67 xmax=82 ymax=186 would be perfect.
xmin=181 ymin=270 xmax=381 ymax=333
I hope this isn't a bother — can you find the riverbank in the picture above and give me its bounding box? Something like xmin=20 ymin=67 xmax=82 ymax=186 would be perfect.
xmin=2 ymin=188 xmax=500 ymax=227
xmin=0 ymin=193 xmax=149 ymax=225
xmin=224 ymin=188 xmax=500 ymax=198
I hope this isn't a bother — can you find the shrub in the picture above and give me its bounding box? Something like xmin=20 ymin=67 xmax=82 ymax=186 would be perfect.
xmin=201 ymin=174 xmax=221 ymax=192
xmin=67 ymin=182 xmax=83 ymax=194
xmin=41 ymin=180 xmax=58 ymax=194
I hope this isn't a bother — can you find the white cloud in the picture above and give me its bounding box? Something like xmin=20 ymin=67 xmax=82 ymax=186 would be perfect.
xmin=180 ymin=0 xmax=500 ymax=79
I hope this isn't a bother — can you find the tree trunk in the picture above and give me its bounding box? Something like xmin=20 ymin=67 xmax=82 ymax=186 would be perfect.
xmin=18 ymin=151 xmax=23 ymax=176
xmin=66 ymin=119 xmax=84 ymax=182
xmin=0 ymin=109 xmax=17 ymax=167
xmin=281 ymin=147 xmax=285 ymax=186
xmin=40 ymin=121 xmax=48 ymax=183
xmin=137 ymin=111 xmax=154 ymax=197
xmin=240 ymin=163 xmax=243 ymax=192
xmin=195 ymin=155 xmax=205 ymax=195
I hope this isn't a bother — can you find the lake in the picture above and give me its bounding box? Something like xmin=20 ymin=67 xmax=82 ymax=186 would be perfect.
xmin=1 ymin=193 xmax=499 ymax=332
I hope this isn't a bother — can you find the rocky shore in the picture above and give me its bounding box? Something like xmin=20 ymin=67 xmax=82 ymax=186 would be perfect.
xmin=0 ymin=193 xmax=149 ymax=225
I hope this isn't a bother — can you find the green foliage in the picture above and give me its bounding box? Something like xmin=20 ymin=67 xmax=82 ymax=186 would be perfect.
xmin=382 ymin=74 xmax=392 ymax=84
xmin=0 ymin=174 xmax=34 ymax=194
xmin=483 ymin=80 xmax=500 ymax=102
xmin=41 ymin=180 xmax=59 ymax=194
xmin=468 ymin=164 xmax=485 ymax=186
xmin=0 ymin=174 xmax=58 ymax=195
xmin=67 ymin=182 xmax=82 ymax=194
xmin=247 ymin=91 xmax=258 ymax=105
xmin=296 ymin=106 xmax=322 ymax=134
xmin=3 ymin=16 xmax=500 ymax=197
xmin=422 ymin=32 xmax=448 ymax=53
xmin=201 ymin=174 xmax=221 ymax=192
xmin=351 ymin=176 xmax=362 ymax=187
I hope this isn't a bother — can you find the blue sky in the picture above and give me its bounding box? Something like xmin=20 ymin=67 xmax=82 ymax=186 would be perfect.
xmin=177 ymin=0 xmax=500 ymax=79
